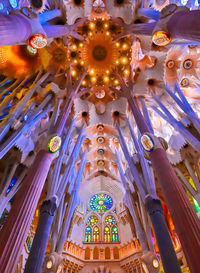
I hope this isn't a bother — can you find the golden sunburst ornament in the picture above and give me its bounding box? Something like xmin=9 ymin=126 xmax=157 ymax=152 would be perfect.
xmin=80 ymin=32 xmax=118 ymax=75
xmin=68 ymin=19 xmax=132 ymax=88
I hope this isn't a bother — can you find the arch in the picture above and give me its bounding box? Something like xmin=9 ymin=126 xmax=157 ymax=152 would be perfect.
xmin=85 ymin=247 xmax=90 ymax=260
xmin=113 ymin=247 xmax=119 ymax=259
xmin=111 ymin=226 xmax=119 ymax=242
xmin=93 ymin=246 xmax=99 ymax=259
xmin=93 ymin=226 xmax=100 ymax=242
xmin=85 ymin=226 xmax=92 ymax=243
xmin=104 ymin=226 xmax=111 ymax=243
xmin=105 ymin=247 xmax=111 ymax=259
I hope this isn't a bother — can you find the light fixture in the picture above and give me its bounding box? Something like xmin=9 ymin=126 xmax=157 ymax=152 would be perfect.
xmin=89 ymin=69 xmax=95 ymax=75
xmin=104 ymin=76 xmax=109 ymax=82
xmin=46 ymin=260 xmax=53 ymax=269
xmin=122 ymin=43 xmax=128 ymax=50
xmin=152 ymin=259 xmax=159 ymax=268
xmin=71 ymin=70 xmax=76 ymax=76
xmin=121 ymin=57 xmax=128 ymax=64
xmin=82 ymin=80 xmax=86 ymax=85
xmin=114 ymin=79 xmax=119 ymax=85
xmin=89 ymin=22 xmax=95 ymax=29
xmin=91 ymin=77 xmax=96 ymax=82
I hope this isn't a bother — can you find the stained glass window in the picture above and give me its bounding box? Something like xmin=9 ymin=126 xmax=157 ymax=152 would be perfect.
xmin=105 ymin=215 xmax=116 ymax=225
xmin=104 ymin=226 xmax=111 ymax=243
xmin=9 ymin=0 xmax=17 ymax=8
xmin=90 ymin=193 xmax=113 ymax=212
xmin=112 ymin=226 xmax=119 ymax=242
xmin=93 ymin=226 xmax=100 ymax=242
xmin=85 ymin=226 xmax=92 ymax=243
xmin=88 ymin=215 xmax=98 ymax=226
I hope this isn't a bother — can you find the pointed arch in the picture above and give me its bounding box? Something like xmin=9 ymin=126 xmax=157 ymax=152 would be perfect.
xmin=105 ymin=247 xmax=111 ymax=259
xmin=85 ymin=246 xmax=91 ymax=260
xmin=93 ymin=246 xmax=99 ymax=259
xmin=113 ymin=246 xmax=119 ymax=259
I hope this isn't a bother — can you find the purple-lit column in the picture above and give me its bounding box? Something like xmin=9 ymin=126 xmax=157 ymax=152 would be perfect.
xmin=0 ymin=14 xmax=31 ymax=45
xmin=129 ymin=95 xmax=200 ymax=273
xmin=0 ymin=150 xmax=54 ymax=273
xmin=167 ymin=10 xmax=200 ymax=43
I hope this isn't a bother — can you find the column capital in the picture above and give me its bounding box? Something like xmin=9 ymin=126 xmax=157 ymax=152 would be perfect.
xmin=40 ymin=196 xmax=58 ymax=216
xmin=144 ymin=196 xmax=163 ymax=215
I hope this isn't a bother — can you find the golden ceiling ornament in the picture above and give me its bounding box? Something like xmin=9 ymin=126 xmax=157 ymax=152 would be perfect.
xmin=80 ymin=32 xmax=118 ymax=75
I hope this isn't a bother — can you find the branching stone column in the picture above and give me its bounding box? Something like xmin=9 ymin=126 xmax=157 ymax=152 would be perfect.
xmin=113 ymin=71 xmax=200 ymax=273
xmin=24 ymin=196 xmax=58 ymax=273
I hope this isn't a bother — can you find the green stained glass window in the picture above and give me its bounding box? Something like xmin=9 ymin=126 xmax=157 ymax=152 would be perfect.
xmin=105 ymin=215 xmax=116 ymax=225
xmin=88 ymin=215 xmax=98 ymax=226
xmin=89 ymin=193 xmax=113 ymax=212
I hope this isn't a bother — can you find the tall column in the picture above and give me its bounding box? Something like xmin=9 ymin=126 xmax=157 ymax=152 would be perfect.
xmin=0 ymin=14 xmax=31 ymax=45
xmin=24 ymin=197 xmax=57 ymax=273
xmin=167 ymin=10 xmax=200 ymax=43
xmin=129 ymin=96 xmax=200 ymax=273
xmin=145 ymin=196 xmax=181 ymax=273
xmin=0 ymin=150 xmax=54 ymax=273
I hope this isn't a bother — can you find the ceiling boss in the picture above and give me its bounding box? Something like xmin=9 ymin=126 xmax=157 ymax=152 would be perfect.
xmin=68 ymin=18 xmax=132 ymax=88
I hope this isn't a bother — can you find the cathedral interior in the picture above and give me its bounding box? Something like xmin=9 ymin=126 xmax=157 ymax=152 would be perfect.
xmin=0 ymin=0 xmax=200 ymax=273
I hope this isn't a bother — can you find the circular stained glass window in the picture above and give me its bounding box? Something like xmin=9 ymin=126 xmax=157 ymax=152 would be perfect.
xmin=90 ymin=193 xmax=113 ymax=212
xmin=88 ymin=215 xmax=98 ymax=226
xmin=105 ymin=215 xmax=116 ymax=225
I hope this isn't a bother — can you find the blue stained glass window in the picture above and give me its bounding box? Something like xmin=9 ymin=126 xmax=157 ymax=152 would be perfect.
xmin=89 ymin=193 xmax=113 ymax=212
xmin=6 ymin=176 xmax=17 ymax=194
xmin=0 ymin=3 xmax=4 ymax=9
xmin=85 ymin=226 xmax=92 ymax=243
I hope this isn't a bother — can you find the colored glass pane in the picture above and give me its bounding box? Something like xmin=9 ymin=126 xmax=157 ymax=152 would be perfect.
xmin=6 ymin=176 xmax=17 ymax=194
xmin=104 ymin=226 xmax=110 ymax=243
xmin=85 ymin=226 xmax=92 ymax=243
xmin=105 ymin=215 xmax=116 ymax=225
xmin=112 ymin=226 xmax=119 ymax=242
xmin=88 ymin=215 xmax=98 ymax=226
xmin=89 ymin=193 xmax=113 ymax=212
xmin=93 ymin=226 xmax=100 ymax=242
xmin=9 ymin=0 xmax=17 ymax=8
